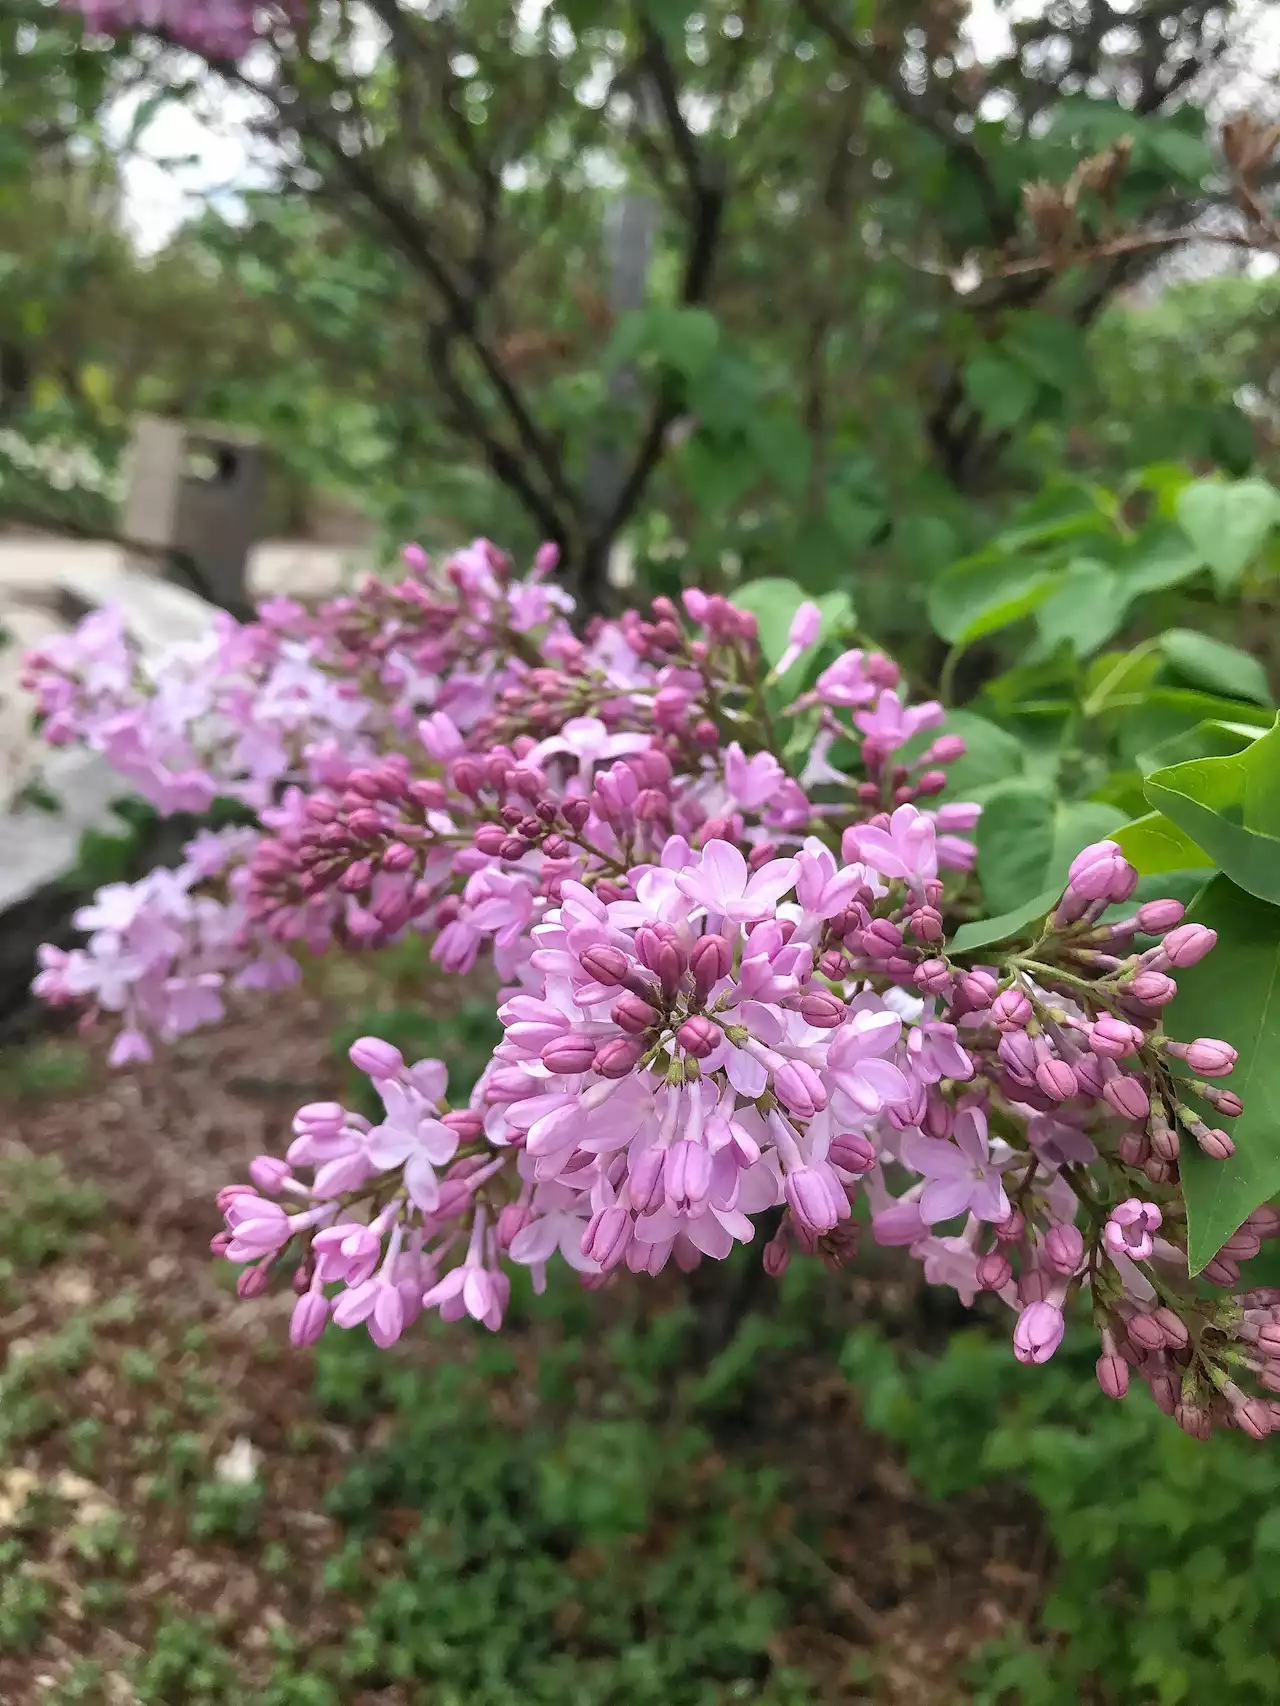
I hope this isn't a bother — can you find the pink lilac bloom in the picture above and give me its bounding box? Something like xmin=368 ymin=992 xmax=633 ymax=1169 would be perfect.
xmin=901 ymin=1106 xmax=1010 ymax=1225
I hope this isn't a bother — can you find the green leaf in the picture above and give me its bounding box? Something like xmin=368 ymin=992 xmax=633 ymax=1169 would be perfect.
xmin=1113 ymin=812 xmax=1215 ymax=877
xmin=963 ymin=351 xmax=1038 ymax=429
xmin=1137 ymin=718 xmax=1263 ymax=775
xmin=950 ymin=887 xmax=1063 ymax=956
xmin=977 ymin=782 xmax=1056 ymax=913
xmin=1116 ymin=690 xmax=1274 ymax=767
xmin=677 ymin=433 xmax=758 ymax=516
xmin=1166 ymin=877 xmax=1280 ymax=1273
xmin=1032 ymin=559 xmax=1125 ymax=659
xmin=1051 ymin=800 xmax=1128 ymax=878
xmin=1000 ymin=313 xmax=1087 ymax=396
xmin=747 ymin=414 xmax=811 ymax=499
xmin=1114 ymin=521 xmax=1205 ymax=600
xmin=1159 ymin=630 xmax=1272 ymax=707
xmin=1081 ymin=643 xmax=1164 ymax=717
xmin=928 ymin=554 xmax=1056 ymax=647
xmin=932 ymin=710 xmax=1026 ymax=799
xmin=1174 ymin=477 xmax=1280 ymax=594
xmin=1145 ymin=717 xmax=1280 ymax=904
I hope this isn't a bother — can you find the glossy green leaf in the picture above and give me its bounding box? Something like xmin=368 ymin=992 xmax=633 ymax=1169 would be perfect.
xmin=1145 ymin=717 xmax=1280 ymax=904
xmin=1175 ymin=477 xmax=1280 ymax=594
xmin=928 ymin=554 xmax=1056 ymax=647
xmin=1137 ymin=719 xmax=1263 ymax=776
xmin=1115 ymin=691 xmax=1274 ymax=768
xmin=1113 ymin=812 xmax=1215 ymax=876
xmin=1166 ymin=878 xmax=1280 ymax=1273
xmin=950 ymin=887 xmax=1063 ymax=956
xmin=1114 ymin=521 xmax=1205 ymax=599
xmin=1159 ymin=630 xmax=1272 ymax=707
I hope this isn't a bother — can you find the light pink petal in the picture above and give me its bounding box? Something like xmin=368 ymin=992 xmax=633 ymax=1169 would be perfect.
xmin=403 ymin=1153 xmax=441 ymax=1212
xmin=742 ymin=857 xmax=800 ymax=909
xmin=919 ymin=1176 xmax=975 ymax=1224
xmin=900 ymin=1132 xmax=968 ymax=1180
xmin=509 ymin=1216 xmax=562 ymax=1266
xmin=969 ymin=1177 xmax=1010 ymax=1223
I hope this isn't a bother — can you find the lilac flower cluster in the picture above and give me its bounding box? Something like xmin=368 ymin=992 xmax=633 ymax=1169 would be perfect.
xmin=27 ymin=547 xmax=1272 ymax=1438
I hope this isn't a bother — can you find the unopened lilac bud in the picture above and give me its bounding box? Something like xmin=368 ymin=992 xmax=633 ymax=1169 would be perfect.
xmin=958 ymin=969 xmax=999 ymax=1009
xmin=579 ymin=945 xmax=629 ymax=986
xmin=339 ymin=858 xmax=374 ymax=894
xmin=562 ymin=798 xmax=592 ymax=831
xmin=248 ymin=1155 xmax=293 ymax=1195
xmin=908 ymin=905 xmax=944 ymax=944
xmin=1068 ymin=840 xmax=1137 ymax=903
xmin=541 ymin=1034 xmax=599 ymax=1075
xmin=930 ymin=734 xmax=967 ymax=764
xmin=915 ymin=959 xmax=952 ymax=994
xmin=380 ymin=841 xmax=417 ymax=874
xmin=999 ymin=1032 xmax=1037 ymax=1084
xmin=290 ymin=1290 xmax=330 ymax=1347
xmin=994 ymin=1209 xmax=1026 ymax=1243
xmin=1236 ymin=1397 xmax=1273 ymax=1440
xmin=1163 ymin=923 xmax=1217 ymax=967
xmin=1258 ymin=1322 xmax=1280 ymax=1356
xmin=1183 ymin=1038 xmax=1237 ymax=1077
xmin=800 ymin=989 xmax=848 ymax=1029
xmin=763 ymin=1235 xmax=791 ymax=1278
xmin=1090 ymin=1014 xmax=1143 ymax=1059
xmin=1129 ymin=971 xmax=1177 ymax=1007
xmin=1136 ymin=898 xmax=1185 ymax=933
xmin=1096 ymin=1353 xmax=1129 ymax=1399
xmin=1196 ymin=1125 xmax=1236 ymax=1160
xmin=582 ymin=1205 xmax=632 ymax=1270
xmin=237 ymin=1263 xmax=273 ymax=1300
xmin=293 ymin=1101 xmax=346 ymax=1138
xmin=677 ymin=1016 xmax=721 ymax=1058
xmin=210 ymin=1230 xmax=232 ymax=1256
xmin=774 ymin=1060 xmax=828 ymax=1119
xmin=474 ymin=823 xmax=507 ymax=856
xmin=1202 ymin=1253 xmax=1241 ymax=1286
xmin=1013 ymin=1301 xmax=1066 ymax=1365
xmin=1207 ymin=1087 xmax=1244 ymax=1118
xmin=1104 ymin=1075 xmax=1150 ymax=1121
xmin=829 ymin=1133 xmax=877 ymax=1175
xmin=1044 ymin=1223 xmax=1084 ymax=1275
xmin=988 ymin=988 xmax=1030 ymax=1032
xmin=1036 ymin=1057 xmax=1079 ymax=1102
xmin=1127 ymin=1312 xmax=1164 ymax=1352
xmin=613 ymin=994 xmax=661 ymax=1034
xmin=690 ymin=933 xmax=733 ymax=997
xmin=785 ymin=1166 xmax=842 ymax=1235
xmin=594 ymin=1038 xmax=645 ymax=1079
xmin=349 ymin=1036 xmax=405 ymax=1079
xmin=1249 ymin=1206 xmax=1280 ymax=1240
xmin=496 ymin=1203 xmax=534 ymax=1251
xmin=1152 ymin=1307 xmax=1189 ymax=1349
xmin=976 ymin=1250 xmax=1013 ymax=1292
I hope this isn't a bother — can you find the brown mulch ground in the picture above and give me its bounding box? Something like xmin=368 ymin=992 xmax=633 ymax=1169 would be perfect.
xmin=0 ymin=983 xmax=1046 ymax=1705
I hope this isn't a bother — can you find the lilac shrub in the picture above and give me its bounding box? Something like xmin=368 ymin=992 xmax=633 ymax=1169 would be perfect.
xmin=23 ymin=540 xmax=1275 ymax=1441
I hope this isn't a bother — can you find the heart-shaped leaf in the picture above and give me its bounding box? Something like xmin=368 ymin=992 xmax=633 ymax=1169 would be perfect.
xmin=1145 ymin=716 xmax=1280 ymax=904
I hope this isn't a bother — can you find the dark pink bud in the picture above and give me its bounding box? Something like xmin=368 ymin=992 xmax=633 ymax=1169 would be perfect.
xmin=1035 ymin=1057 xmax=1078 ymax=1102
xmin=210 ymin=1230 xmax=232 ymax=1256
xmin=562 ymin=798 xmax=592 ymax=832
xmin=1203 ymin=1253 xmax=1241 ymax=1285
xmin=594 ymin=1038 xmax=645 ymax=1079
xmin=579 ymin=945 xmax=629 ymax=986
xmin=677 ymin=1016 xmax=721 ymax=1059
xmin=694 ymin=719 xmax=720 ymax=749
xmin=474 ymin=824 xmax=507 ymax=856
xmin=237 ymin=1263 xmax=273 ymax=1300
xmin=612 ymin=995 xmax=661 ymax=1035
xmin=541 ymin=1034 xmax=599 ymax=1075
xmin=1183 ymin=1038 xmax=1237 ymax=1077
xmin=763 ymin=1235 xmax=791 ymax=1278
xmin=915 ymin=959 xmax=952 ymax=995
xmin=378 ymin=842 xmax=415 ymax=873
xmin=1127 ymin=1312 xmax=1165 ymax=1352
xmin=1117 ymin=1130 xmax=1151 ymax=1166
xmin=1152 ymin=1307 xmax=1189 ymax=1349
xmin=1195 ymin=1126 xmax=1235 ymax=1161
xmin=1091 ymin=1014 xmax=1143 ymax=1059
xmin=991 ymin=988 xmax=1032 ymax=1032
xmin=1137 ymin=898 xmax=1185 ymax=933
xmin=349 ymin=1036 xmax=404 ymax=1079
xmin=908 ymin=905 xmax=944 ymax=943
xmin=747 ymin=840 xmax=779 ymax=872
xmin=976 ymin=1250 xmax=1013 ymax=1291
xmin=994 ymin=1209 xmax=1025 ymax=1243
xmin=1104 ymin=1075 xmax=1150 ymax=1121
xmin=496 ymin=1203 xmax=534 ymax=1251
xmin=1129 ymin=971 xmax=1177 ymax=1007
xmin=958 ymin=970 xmax=999 ymax=1009
xmin=863 ymin=918 xmax=903 ymax=959
xmin=500 ymin=835 xmax=529 ymax=860
xmin=1096 ymin=1353 xmax=1129 ymax=1400
xmin=689 ymin=933 xmax=733 ymax=998
xmin=1208 ymin=1088 xmax=1244 ymax=1118
xmin=799 ymin=990 xmax=847 ymax=1029
xmin=442 ymin=1109 xmax=483 ymax=1141
xmin=1043 ymin=1223 xmax=1084 ymax=1275
xmin=1236 ymin=1398 xmax=1273 ymax=1440
xmin=338 ymin=858 xmax=373 ymax=894
xmin=1163 ymin=923 xmax=1217 ymax=967
xmin=828 ymin=1133 xmax=876 ymax=1175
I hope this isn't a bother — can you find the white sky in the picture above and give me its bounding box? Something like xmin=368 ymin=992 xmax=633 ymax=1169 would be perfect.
xmin=113 ymin=1 xmax=1279 ymax=254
